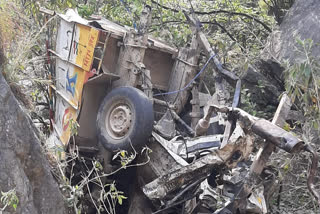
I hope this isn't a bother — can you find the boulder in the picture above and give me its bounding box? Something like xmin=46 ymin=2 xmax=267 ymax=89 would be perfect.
xmin=262 ymin=0 xmax=320 ymax=144
xmin=242 ymin=0 xmax=320 ymax=117
xmin=0 ymin=72 xmax=66 ymax=214
xmin=263 ymin=0 xmax=320 ymax=63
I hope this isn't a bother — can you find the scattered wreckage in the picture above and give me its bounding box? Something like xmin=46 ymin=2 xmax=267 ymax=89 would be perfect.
xmin=44 ymin=7 xmax=319 ymax=214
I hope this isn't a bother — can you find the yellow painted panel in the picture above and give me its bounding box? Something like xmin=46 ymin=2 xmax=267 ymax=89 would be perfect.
xmin=83 ymin=28 xmax=99 ymax=71
xmin=60 ymin=106 xmax=77 ymax=145
xmin=75 ymin=24 xmax=91 ymax=68
xmin=75 ymin=25 xmax=99 ymax=71
xmin=54 ymin=22 xmax=100 ymax=147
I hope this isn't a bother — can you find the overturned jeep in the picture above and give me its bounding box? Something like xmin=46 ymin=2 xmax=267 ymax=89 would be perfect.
xmin=47 ymin=8 xmax=319 ymax=214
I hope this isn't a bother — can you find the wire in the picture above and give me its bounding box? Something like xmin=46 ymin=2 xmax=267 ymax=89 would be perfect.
xmin=153 ymin=53 xmax=216 ymax=96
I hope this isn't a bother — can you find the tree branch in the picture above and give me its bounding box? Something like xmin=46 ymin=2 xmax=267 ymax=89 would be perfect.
xmin=150 ymin=0 xmax=179 ymax=13
xmin=150 ymin=0 xmax=272 ymax=32
xmin=196 ymin=10 xmax=271 ymax=32
xmin=151 ymin=18 xmax=238 ymax=44
xmin=201 ymin=21 xmax=237 ymax=42
xmin=152 ymin=19 xmax=185 ymax=26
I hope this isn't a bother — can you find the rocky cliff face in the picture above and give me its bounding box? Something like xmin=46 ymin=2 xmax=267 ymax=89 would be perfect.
xmin=262 ymin=0 xmax=320 ymax=144
xmin=263 ymin=0 xmax=320 ymax=63
xmin=0 ymin=72 xmax=66 ymax=214
xmin=242 ymin=0 xmax=320 ymax=117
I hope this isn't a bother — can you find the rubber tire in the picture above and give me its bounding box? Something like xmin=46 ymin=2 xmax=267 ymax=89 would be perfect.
xmin=96 ymin=86 xmax=154 ymax=152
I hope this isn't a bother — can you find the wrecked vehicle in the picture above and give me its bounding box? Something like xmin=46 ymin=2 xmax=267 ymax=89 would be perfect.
xmin=46 ymin=7 xmax=320 ymax=214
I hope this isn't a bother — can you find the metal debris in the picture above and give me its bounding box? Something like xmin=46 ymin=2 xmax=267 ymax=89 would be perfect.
xmin=45 ymin=8 xmax=320 ymax=213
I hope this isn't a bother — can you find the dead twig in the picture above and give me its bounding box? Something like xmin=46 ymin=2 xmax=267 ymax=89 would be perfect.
xmin=305 ymin=144 xmax=320 ymax=206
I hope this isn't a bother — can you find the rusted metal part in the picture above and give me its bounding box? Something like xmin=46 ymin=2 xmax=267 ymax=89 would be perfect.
xmin=143 ymin=154 xmax=222 ymax=201
xmin=190 ymin=84 xmax=201 ymax=130
xmin=184 ymin=136 xmax=221 ymax=155
xmin=122 ymin=43 xmax=148 ymax=49
xmin=139 ymin=134 xmax=188 ymax=183
xmin=210 ymin=105 xmax=257 ymax=124
xmin=85 ymin=73 xmax=120 ymax=86
xmin=170 ymin=110 xmax=195 ymax=136
xmin=248 ymin=94 xmax=292 ymax=175
xmin=232 ymin=79 xmax=241 ymax=108
xmin=195 ymin=76 xmax=229 ymax=136
xmin=154 ymin=36 xmax=200 ymax=138
xmin=154 ymin=132 xmax=221 ymax=159
xmin=152 ymin=193 xmax=200 ymax=214
xmin=151 ymin=132 xmax=189 ymax=167
xmin=210 ymin=105 xmax=304 ymax=153
xmin=176 ymin=57 xmax=198 ymax=67
xmin=221 ymin=124 xmax=254 ymax=168
xmin=221 ymin=79 xmax=241 ymax=148
xmin=166 ymin=34 xmax=201 ymax=114
xmin=166 ymin=176 xmax=206 ymax=207
xmin=304 ymin=144 xmax=320 ymax=205
xmin=113 ymin=5 xmax=152 ymax=87
xmin=184 ymin=13 xmax=239 ymax=84
xmin=216 ymin=94 xmax=293 ymax=213
xmin=143 ymin=125 xmax=253 ymax=201
xmin=153 ymin=98 xmax=176 ymax=109
xmin=195 ymin=103 xmax=213 ymax=136
xmin=141 ymin=69 xmax=153 ymax=98
xmin=97 ymin=32 xmax=111 ymax=72
xmin=129 ymin=134 xmax=189 ymax=214
xmin=154 ymin=111 xmax=176 ymax=139
xmin=195 ymin=115 xmax=212 ymax=136
xmin=251 ymin=119 xmax=304 ymax=153
xmin=215 ymin=75 xmax=229 ymax=107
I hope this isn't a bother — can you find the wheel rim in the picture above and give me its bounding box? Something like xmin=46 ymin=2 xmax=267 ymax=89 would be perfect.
xmin=105 ymin=103 xmax=133 ymax=140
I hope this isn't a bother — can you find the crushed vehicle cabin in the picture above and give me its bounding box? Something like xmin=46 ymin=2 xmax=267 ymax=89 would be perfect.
xmin=45 ymin=7 xmax=320 ymax=214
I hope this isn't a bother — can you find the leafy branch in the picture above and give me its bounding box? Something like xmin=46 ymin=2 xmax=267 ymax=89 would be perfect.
xmin=284 ymin=38 xmax=320 ymax=132
xmin=149 ymin=0 xmax=272 ymax=32
xmin=0 ymin=189 xmax=19 ymax=212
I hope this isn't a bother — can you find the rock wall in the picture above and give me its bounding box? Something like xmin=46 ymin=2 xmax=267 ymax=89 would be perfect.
xmin=263 ymin=0 xmax=320 ymax=63
xmin=261 ymin=0 xmax=320 ymax=144
xmin=242 ymin=0 xmax=320 ymax=115
xmin=0 ymin=72 xmax=66 ymax=214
